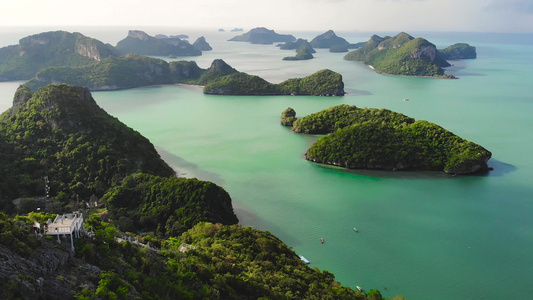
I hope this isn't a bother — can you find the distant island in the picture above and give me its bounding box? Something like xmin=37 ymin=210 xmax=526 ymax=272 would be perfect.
xmin=229 ymin=27 xmax=296 ymax=44
xmin=282 ymin=45 xmax=314 ymax=61
xmin=0 ymin=31 xmax=116 ymax=81
xmin=289 ymin=105 xmax=492 ymax=174
xmin=439 ymin=43 xmax=477 ymax=60
xmin=24 ymin=54 xmax=204 ymax=91
xmin=344 ymin=32 xmax=476 ymax=78
xmin=115 ymin=30 xmax=202 ymax=56
xmin=310 ymin=30 xmax=350 ymax=49
xmin=203 ymin=60 xmax=344 ymax=96
xmin=278 ymin=38 xmax=316 ymax=52
xmin=24 ymin=56 xmax=344 ymax=96
xmin=192 ymin=36 xmax=212 ymax=51
xmin=230 ymin=28 xmax=244 ymax=32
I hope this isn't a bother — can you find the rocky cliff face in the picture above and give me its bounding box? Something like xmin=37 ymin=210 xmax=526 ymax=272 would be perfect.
xmin=0 ymin=238 xmax=99 ymax=300
xmin=127 ymin=30 xmax=151 ymax=41
xmin=193 ymin=36 xmax=212 ymax=51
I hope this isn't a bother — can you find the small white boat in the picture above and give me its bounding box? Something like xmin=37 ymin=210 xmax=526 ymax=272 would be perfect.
xmin=299 ymin=255 xmax=310 ymax=264
xmin=353 ymin=227 xmax=358 ymax=232
xmin=356 ymin=286 xmax=363 ymax=292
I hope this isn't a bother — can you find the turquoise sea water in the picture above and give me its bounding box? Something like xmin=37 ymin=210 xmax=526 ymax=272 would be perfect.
xmin=0 ymin=27 xmax=532 ymax=299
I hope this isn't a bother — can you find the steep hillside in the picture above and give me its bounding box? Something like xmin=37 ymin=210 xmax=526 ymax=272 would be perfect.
xmin=0 ymin=31 xmax=117 ymax=81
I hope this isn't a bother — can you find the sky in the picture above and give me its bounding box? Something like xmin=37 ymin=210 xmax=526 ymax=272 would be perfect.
xmin=0 ymin=0 xmax=532 ymax=33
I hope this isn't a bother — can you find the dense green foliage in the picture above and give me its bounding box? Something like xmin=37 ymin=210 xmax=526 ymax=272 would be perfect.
xmin=0 ymin=212 xmax=40 ymax=257
xmin=0 ymin=84 xmax=174 ymax=211
xmin=229 ymin=27 xmax=296 ymax=44
xmin=278 ymin=69 xmax=345 ymax=96
xmin=0 ymin=31 xmax=116 ymax=81
xmin=74 ymin=218 xmax=380 ymax=299
xmin=26 ymin=54 xmax=168 ymax=91
xmin=204 ymin=73 xmax=279 ymax=95
xmin=115 ymin=30 xmax=201 ymax=56
xmin=292 ymin=104 xmax=414 ymax=134
xmin=310 ymin=30 xmax=350 ymax=49
xmin=2 ymin=213 xmax=391 ymax=299
xmin=205 ymin=69 xmax=345 ymax=96
xmin=439 ymin=43 xmax=477 ymax=60
xmin=294 ymin=105 xmax=491 ymax=174
xmin=25 ymin=54 xmax=204 ymax=91
xmin=344 ymin=33 xmax=453 ymax=77
xmin=195 ymin=59 xmax=239 ymax=85
xmin=103 ymin=173 xmax=238 ymax=237
xmin=281 ymin=107 xmax=297 ymax=126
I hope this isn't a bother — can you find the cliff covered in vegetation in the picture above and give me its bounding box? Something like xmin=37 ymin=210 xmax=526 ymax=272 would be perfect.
xmin=25 ymin=54 xmax=204 ymax=91
xmin=0 ymin=84 xmax=174 ymax=211
xmin=0 ymin=31 xmax=117 ymax=81
xmin=292 ymin=105 xmax=491 ymax=174
xmin=1 ymin=213 xmax=388 ymax=299
xmin=344 ymin=32 xmax=453 ymax=77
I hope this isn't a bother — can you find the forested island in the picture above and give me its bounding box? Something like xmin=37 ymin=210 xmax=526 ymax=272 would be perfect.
xmin=0 ymin=31 xmax=117 ymax=81
xmin=439 ymin=43 xmax=477 ymax=60
xmin=289 ymin=105 xmax=492 ymax=174
xmin=344 ymin=32 xmax=476 ymax=77
xmin=229 ymin=27 xmax=296 ymax=44
xmin=115 ymin=30 xmax=202 ymax=56
xmin=282 ymin=45 xmax=315 ymax=61
xmin=0 ymin=84 xmax=394 ymax=299
xmin=202 ymin=60 xmax=344 ymax=96
xmin=24 ymin=57 xmax=345 ymax=96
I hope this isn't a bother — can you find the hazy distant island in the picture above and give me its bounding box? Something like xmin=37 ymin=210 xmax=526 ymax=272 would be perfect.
xmin=230 ymin=27 xmax=244 ymax=32
xmin=282 ymin=45 xmax=315 ymax=61
xmin=25 ymin=56 xmax=344 ymax=96
xmin=229 ymin=27 xmax=296 ymax=44
xmin=288 ymin=105 xmax=492 ymax=174
xmin=0 ymin=31 xmax=116 ymax=81
xmin=439 ymin=43 xmax=477 ymax=60
xmin=344 ymin=32 xmax=477 ymax=78
xmin=192 ymin=36 xmax=213 ymax=51
xmin=0 ymin=84 xmax=389 ymax=299
xmin=24 ymin=54 xmax=204 ymax=91
xmin=116 ymin=30 xmax=202 ymax=56
xmin=278 ymin=38 xmax=316 ymax=52
xmin=310 ymin=30 xmax=349 ymax=49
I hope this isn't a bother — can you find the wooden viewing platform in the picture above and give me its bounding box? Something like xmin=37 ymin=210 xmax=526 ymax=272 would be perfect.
xmin=45 ymin=211 xmax=85 ymax=250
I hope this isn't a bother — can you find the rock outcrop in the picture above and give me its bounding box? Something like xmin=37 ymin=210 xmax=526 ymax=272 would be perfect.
xmin=193 ymin=36 xmax=213 ymax=51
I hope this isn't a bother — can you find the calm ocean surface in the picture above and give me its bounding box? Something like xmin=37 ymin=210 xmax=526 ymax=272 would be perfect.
xmin=0 ymin=27 xmax=532 ymax=299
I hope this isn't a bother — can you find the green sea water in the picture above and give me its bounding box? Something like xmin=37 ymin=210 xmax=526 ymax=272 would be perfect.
xmin=0 ymin=28 xmax=532 ymax=299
